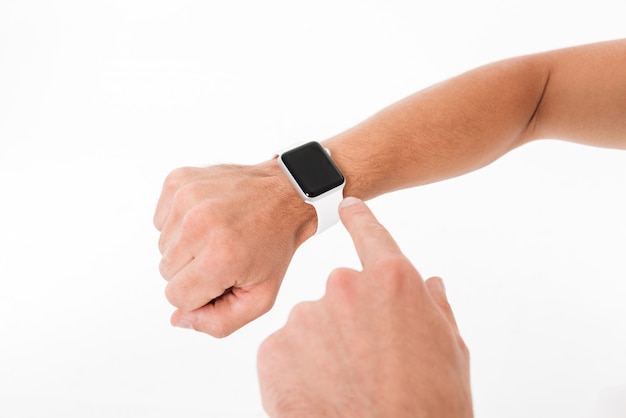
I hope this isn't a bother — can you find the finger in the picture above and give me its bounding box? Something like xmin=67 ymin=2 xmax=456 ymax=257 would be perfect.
xmin=153 ymin=167 xmax=198 ymax=231
xmin=159 ymin=191 xmax=215 ymax=255
xmin=154 ymin=172 xmax=180 ymax=231
xmin=165 ymin=258 xmax=235 ymax=312
xmin=338 ymin=197 xmax=402 ymax=268
xmin=425 ymin=276 xmax=460 ymax=331
xmin=159 ymin=242 xmax=194 ymax=281
xmin=324 ymin=267 xmax=360 ymax=300
xmin=158 ymin=210 xmax=184 ymax=255
xmin=171 ymin=281 xmax=278 ymax=338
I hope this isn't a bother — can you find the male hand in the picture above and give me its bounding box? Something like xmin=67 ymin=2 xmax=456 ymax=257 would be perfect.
xmin=257 ymin=197 xmax=473 ymax=418
xmin=153 ymin=161 xmax=316 ymax=337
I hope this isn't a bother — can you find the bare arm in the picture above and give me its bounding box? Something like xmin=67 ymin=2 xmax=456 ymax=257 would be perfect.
xmin=155 ymin=39 xmax=626 ymax=336
xmin=324 ymin=39 xmax=626 ymax=201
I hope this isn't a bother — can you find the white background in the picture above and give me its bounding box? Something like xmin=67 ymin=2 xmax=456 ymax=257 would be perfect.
xmin=1 ymin=1 xmax=625 ymax=417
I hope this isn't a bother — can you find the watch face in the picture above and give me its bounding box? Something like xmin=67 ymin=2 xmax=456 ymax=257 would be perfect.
xmin=280 ymin=142 xmax=345 ymax=198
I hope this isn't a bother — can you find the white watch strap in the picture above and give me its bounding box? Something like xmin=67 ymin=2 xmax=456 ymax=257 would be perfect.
xmin=308 ymin=187 xmax=344 ymax=235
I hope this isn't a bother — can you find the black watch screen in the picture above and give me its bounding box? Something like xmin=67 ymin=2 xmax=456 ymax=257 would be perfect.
xmin=280 ymin=142 xmax=345 ymax=198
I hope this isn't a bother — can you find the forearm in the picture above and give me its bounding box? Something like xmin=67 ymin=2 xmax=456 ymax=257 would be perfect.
xmin=322 ymin=54 xmax=548 ymax=199
xmin=261 ymin=39 xmax=626 ymax=244
xmin=155 ymin=40 xmax=625 ymax=337
xmin=323 ymin=39 xmax=626 ymax=201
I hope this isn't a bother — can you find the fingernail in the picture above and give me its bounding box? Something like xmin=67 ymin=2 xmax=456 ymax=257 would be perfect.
xmin=340 ymin=196 xmax=362 ymax=209
xmin=175 ymin=319 xmax=194 ymax=330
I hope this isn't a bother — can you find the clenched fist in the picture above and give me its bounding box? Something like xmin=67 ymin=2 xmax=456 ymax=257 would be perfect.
xmin=154 ymin=160 xmax=316 ymax=337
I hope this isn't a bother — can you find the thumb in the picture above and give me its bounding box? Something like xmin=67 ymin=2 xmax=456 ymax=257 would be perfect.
xmin=171 ymin=282 xmax=278 ymax=338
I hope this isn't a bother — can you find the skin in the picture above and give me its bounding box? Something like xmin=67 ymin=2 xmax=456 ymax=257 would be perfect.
xmin=153 ymin=39 xmax=626 ymax=337
xmin=257 ymin=197 xmax=473 ymax=418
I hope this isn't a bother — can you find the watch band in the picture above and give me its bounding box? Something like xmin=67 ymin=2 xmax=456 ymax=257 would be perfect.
xmin=309 ymin=187 xmax=344 ymax=235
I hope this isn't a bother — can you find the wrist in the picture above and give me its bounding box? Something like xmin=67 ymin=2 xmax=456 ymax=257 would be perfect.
xmin=255 ymin=159 xmax=318 ymax=246
xmin=321 ymin=136 xmax=373 ymax=201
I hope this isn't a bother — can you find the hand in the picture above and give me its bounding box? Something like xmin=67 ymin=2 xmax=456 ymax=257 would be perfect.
xmin=154 ymin=161 xmax=316 ymax=337
xmin=257 ymin=197 xmax=473 ymax=418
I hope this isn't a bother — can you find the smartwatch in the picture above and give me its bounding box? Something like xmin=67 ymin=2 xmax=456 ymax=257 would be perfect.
xmin=277 ymin=141 xmax=346 ymax=235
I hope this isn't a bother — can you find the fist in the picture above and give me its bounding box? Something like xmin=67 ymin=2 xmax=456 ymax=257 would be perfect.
xmin=154 ymin=161 xmax=316 ymax=337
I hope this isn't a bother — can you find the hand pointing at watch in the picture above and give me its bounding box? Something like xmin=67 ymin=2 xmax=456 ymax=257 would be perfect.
xmin=257 ymin=197 xmax=473 ymax=417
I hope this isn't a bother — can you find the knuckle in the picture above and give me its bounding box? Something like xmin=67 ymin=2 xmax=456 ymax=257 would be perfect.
xmin=164 ymin=282 xmax=181 ymax=308
xmin=372 ymin=254 xmax=416 ymax=292
xmin=258 ymin=332 xmax=280 ymax=362
xmin=154 ymin=167 xmax=200 ymax=231
xmin=325 ymin=268 xmax=357 ymax=297
xmin=157 ymin=233 xmax=170 ymax=255
xmin=173 ymin=183 xmax=204 ymax=208
xmin=180 ymin=207 xmax=209 ymax=239
xmin=372 ymin=254 xmax=411 ymax=277
xmin=158 ymin=256 xmax=173 ymax=280
xmin=164 ymin=167 xmax=195 ymax=191
xmin=164 ymin=281 xmax=196 ymax=311
xmin=286 ymin=301 xmax=316 ymax=327
xmin=172 ymin=183 xmax=205 ymax=217
xmin=354 ymin=219 xmax=390 ymax=245
xmin=157 ymin=235 xmax=166 ymax=255
xmin=362 ymin=221 xmax=389 ymax=238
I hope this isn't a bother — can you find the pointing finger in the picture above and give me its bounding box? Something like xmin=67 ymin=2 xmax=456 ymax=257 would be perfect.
xmin=338 ymin=197 xmax=403 ymax=268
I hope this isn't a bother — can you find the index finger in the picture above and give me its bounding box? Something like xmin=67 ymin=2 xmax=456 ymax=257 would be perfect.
xmin=338 ymin=197 xmax=403 ymax=267
xmin=153 ymin=167 xmax=196 ymax=231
